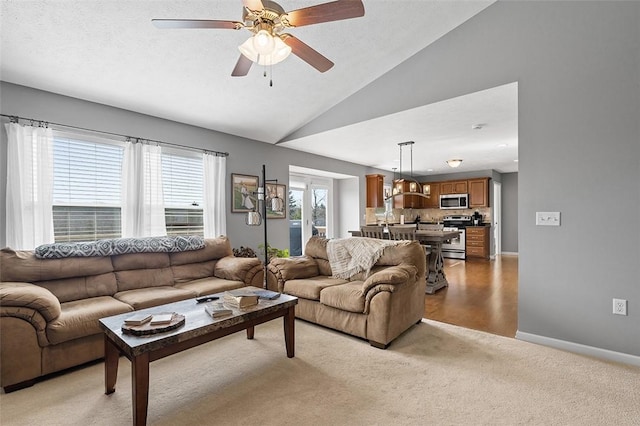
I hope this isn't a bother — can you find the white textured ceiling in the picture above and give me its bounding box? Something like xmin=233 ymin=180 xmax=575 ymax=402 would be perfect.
xmin=1 ymin=1 xmax=516 ymax=175
xmin=281 ymin=82 xmax=519 ymax=175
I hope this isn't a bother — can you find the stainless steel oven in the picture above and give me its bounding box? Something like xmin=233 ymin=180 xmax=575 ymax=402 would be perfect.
xmin=442 ymin=227 xmax=466 ymax=259
xmin=442 ymin=215 xmax=472 ymax=259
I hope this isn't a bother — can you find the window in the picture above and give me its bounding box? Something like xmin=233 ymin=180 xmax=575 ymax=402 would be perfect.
xmin=162 ymin=150 xmax=204 ymax=236
xmin=52 ymin=134 xmax=123 ymax=242
xmin=51 ymin=132 xmax=205 ymax=242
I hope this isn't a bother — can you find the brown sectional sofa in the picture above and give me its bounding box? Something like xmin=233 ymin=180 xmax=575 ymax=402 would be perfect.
xmin=267 ymin=237 xmax=426 ymax=349
xmin=0 ymin=236 xmax=263 ymax=392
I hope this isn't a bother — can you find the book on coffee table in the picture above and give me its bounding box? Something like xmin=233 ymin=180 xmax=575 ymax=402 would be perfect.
xmin=123 ymin=313 xmax=152 ymax=326
xmin=204 ymin=302 xmax=233 ymax=318
xmin=150 ymin=313 xmax=174 ymax=325
xmin=252 ymin=289 xmax=281 ymax=300
xmin=223 ymin=290 xmax=259 ymax=308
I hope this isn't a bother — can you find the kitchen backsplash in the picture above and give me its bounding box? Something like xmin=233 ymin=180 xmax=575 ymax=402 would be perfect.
xmin=365 ymin=207 xmax=492 ymax=225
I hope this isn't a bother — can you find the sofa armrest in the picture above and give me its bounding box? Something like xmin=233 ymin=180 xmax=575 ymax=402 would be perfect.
xmin=361 ymin=264 xmax=418 ymax=295
xmin=267 ymin=257 xmax=320 ymax=292
xmin=214 ymin=256 xmax=263 ymax=284
xmin=360 ymin=264 xmax=419 ymax=315
xmin=0 ymin=282 xmax=61 ymax=322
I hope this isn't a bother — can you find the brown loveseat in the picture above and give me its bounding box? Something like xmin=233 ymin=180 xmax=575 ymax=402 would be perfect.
xmin=267 ymin=237 xmax=426 ymax=349
xmin=0 ymin=236 xmax=263 ymax=392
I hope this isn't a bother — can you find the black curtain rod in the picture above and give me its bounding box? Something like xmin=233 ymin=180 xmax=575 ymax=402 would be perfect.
xmin=0 ymin=113 xmax=229 ymax=157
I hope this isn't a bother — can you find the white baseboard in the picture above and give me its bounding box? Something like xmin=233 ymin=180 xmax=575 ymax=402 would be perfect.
xmin=516 ymin=331 xmax=640 ymax=367
xmin=499 ymin=251 xmax=518 ymax=256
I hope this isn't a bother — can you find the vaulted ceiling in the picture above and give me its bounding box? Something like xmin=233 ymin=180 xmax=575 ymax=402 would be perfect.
xmin=1 ymin=1 xmax=517 ymax=175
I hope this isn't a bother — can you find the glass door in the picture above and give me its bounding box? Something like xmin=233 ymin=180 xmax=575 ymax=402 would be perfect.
xmin=289 ymin=188 xmax=304 ymax=256
xmin=289 ymin=176 xmax=332 ymax=256
xmin=310 ymin=185 xmax=328 ymax=239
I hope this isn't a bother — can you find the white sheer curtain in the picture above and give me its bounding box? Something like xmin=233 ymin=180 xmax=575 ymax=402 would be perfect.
xmin=121 ymin=141 xmax=167 ymax=237
xmin=203 ymin=153 xmax=226 ymax=238
xmin=4 ymin=122 xmax=54 ymax=249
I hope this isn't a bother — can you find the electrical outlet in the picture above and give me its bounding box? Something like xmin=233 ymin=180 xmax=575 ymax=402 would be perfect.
xmin=536 ymin=211 xmax=561 ymax=226
xmin=613 ymin=298 xmax=627 ymax=316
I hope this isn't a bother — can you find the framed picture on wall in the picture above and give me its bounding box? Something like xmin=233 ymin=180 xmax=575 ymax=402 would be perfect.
xmin=231 ymin=174 xmax=259 ymax=213
xmin=265 ymin=183 xmax=287 ymax=219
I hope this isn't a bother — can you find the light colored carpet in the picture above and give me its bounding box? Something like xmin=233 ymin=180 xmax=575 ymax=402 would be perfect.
xmin=1 ymin=319 xmax=639 ymax=426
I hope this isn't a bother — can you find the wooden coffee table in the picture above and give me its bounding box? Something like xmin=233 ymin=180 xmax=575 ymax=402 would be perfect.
xmin=98 ymin=287 xmax=298 ymax=426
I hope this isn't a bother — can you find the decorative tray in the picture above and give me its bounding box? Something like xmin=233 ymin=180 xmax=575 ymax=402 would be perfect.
xmin=121 ymin=312 xmax=185 ymax=336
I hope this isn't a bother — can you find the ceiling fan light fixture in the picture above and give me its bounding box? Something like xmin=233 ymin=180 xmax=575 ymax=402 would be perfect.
xmin=239 ymin=36 xmax=292 ymax=66
xmin=447 ymin=159 xmax=463 ymax=168
xmin=253 ymin=29 xmax=275 ymax=55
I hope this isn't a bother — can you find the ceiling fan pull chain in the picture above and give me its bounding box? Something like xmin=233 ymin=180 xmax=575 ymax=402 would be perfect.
xmin=269 ymin=63 xmax=273 ymax=87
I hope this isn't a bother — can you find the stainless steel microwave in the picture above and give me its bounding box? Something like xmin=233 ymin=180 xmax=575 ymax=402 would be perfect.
xmin=439 ymin=193 xmax=469 ymax=209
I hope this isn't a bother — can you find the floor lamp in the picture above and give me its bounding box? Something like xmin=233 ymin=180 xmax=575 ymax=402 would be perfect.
xmin=245 ymin=164 xmax=282 ymax=289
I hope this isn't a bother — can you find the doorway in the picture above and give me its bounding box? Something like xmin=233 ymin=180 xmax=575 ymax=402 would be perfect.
xmin=288 ymin=177 xmax=331 ymax=256
xmin=493 ymin=181 xmax=502 ymax=256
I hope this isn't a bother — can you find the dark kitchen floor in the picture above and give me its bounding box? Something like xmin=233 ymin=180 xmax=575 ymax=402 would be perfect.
xmin=424 ymin=254 xmax=518 ymax=338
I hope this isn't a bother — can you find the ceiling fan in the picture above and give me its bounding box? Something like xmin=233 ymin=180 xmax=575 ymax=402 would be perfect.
xmin=152 ymin=0 xmax=365 ymax=77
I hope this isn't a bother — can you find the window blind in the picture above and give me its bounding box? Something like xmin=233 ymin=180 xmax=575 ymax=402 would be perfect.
xmin=52 ymin=136 xmax=123 ymax=242
xmin=162 ymin=151 xmax=204 ymax=236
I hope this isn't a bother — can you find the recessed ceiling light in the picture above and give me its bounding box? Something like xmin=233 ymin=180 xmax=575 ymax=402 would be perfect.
xmin=497 ymin=143 xmax=508 ymax=148
xmin=514 ymin=159 xmax=519 ymax=162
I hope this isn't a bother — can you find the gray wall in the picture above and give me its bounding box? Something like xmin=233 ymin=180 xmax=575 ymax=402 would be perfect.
xmin=286 ymin=2 xmax=640 ymax=357
xmin=0 ymin=82 xmax=383 ymax=253
xmin=501 ymin=173 xmax=518 ymax=254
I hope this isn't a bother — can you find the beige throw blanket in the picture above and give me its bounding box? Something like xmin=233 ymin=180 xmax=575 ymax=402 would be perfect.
xmin=327 ymin=237 xmax=400 ymax=279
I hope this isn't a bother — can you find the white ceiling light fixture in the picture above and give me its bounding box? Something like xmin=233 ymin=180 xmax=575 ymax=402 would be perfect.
xmin=238 ymin=33 xmax=291 ymax=66
xmin=447 ymin=159 xmax=463 ymax=168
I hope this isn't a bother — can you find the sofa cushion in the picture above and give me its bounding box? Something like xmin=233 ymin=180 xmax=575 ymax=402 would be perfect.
xmin=174 ymin=276 xmax=245 ymax=296
xmin=35 ymin=273 xmax=118 ymax=303
xmin=115 ymin=267 xmax=174 ymax=291
xmin=172 ymin=261 xmax=216 ymax=283
xmin=114 ymin=286 xmax=197 ymax=310
xmin=111 ymin=252 xmax=170 ymax=271
xmin=46 ymin=296 xmax=133 ymax=345
xmin=169 ymin=237 xmax=233 ymax=265
xmin=305 ymin=236 xmax=329 ymax=260
xmin=0 ymin=248 xmax=113 ymax=282
xmin=284 ymin=276 xmax=348 ymax=301
xmin=305 ymin=237 xmax=332 ymax=275
xmin=319 ymin=281 xmax=366 ymax=314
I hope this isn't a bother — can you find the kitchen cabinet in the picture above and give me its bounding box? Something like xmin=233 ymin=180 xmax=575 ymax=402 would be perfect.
xmin=466 ymin=226 xmax=490 ymax=259
xmin=392 ymin=179 xmax=423 ymax=209
xmin=366 ymin=174 xmax=385 ymax=208
xmin=468 ymin=178 xmax=490 ymax=208
xmin=420 ymin=182 xmax=440 ymax=208
xmin=440 ymin=180 xmax=468 ymax=195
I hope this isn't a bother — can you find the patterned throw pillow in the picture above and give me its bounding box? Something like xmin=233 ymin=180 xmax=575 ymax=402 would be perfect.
xmin=35 ymin=236 xmax=205 ymax=259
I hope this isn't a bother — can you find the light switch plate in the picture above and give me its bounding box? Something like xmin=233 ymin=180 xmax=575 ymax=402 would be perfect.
xmin=536 ymin=211 xmax=561 ymax=226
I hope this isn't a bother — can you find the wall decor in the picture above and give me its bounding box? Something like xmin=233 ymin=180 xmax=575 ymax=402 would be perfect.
xmin=231 ymin=174 xmax=259 ymax=213
xmin=266 ymin=183 xmax=287 ymax=219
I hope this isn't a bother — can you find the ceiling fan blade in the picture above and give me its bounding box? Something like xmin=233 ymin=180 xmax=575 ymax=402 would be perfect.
xmin=232 ymin=54 xmax=253 ymax=77
xmin=280 ymin=34 xmax=334 ymax=73
xmin=285 ymin=0 xmax=364 ymax=27
xmin=242 ymin=0 xmax=264 ymax=11
xmin=152 ymin=19 xmax=242 ymax=30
